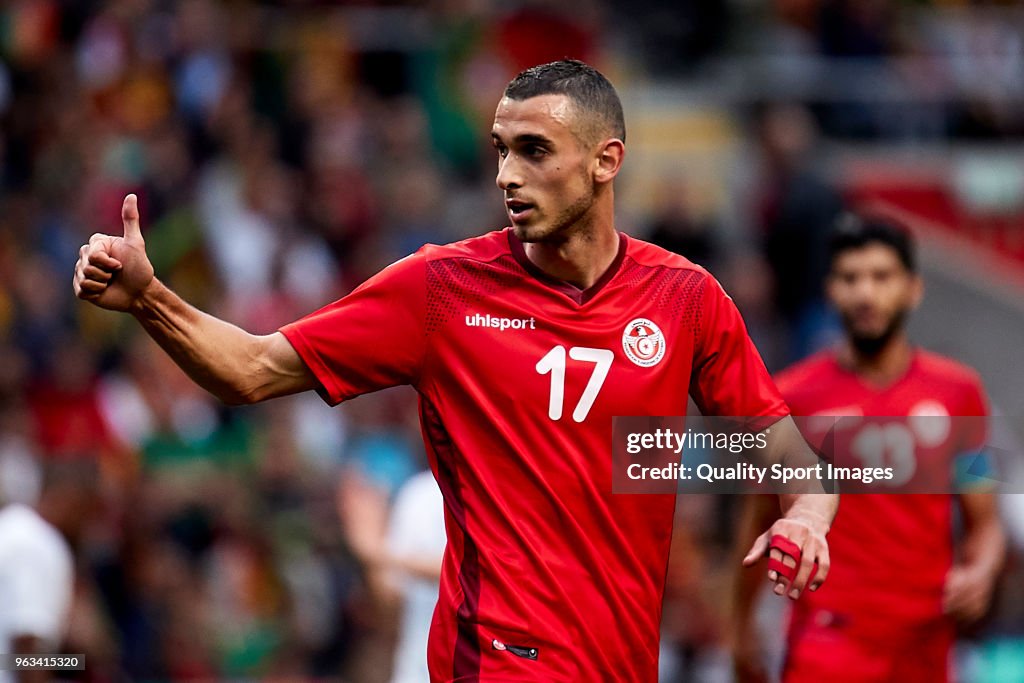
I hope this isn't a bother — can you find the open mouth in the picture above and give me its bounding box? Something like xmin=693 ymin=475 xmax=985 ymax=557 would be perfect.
xmin=505 ymin=199 xmax=535 ymax=222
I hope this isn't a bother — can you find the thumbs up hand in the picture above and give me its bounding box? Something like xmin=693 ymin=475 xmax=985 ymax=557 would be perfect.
xmin=73 ymin=194 xmax=156 ymax=312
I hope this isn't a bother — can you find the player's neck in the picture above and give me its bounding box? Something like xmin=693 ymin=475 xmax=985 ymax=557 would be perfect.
xmin=839 ymin=332 xmax=914 ymax=385
xmin=524 ymin=219 xmax=620 ymax=291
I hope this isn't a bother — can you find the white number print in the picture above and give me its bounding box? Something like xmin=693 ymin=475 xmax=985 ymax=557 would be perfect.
xmin=535 ymin=346 xmax=614 ymax=422
xmin=536 ymin=346 xmax=567 ymax=420
xmin=850 ymin=423 xmax=917 ymax=487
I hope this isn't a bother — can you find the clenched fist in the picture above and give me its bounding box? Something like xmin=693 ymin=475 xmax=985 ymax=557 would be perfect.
xmin=73 ymin=194 xmax=155 ymax=312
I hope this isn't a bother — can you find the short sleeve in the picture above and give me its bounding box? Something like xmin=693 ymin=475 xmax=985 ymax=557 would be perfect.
xmin=958 ymin=374 xmax=990 ymax=452
xmin=953 ymin=374 xmax=993 ymax=490
xmin=280 ymin=251 xmax=427 ymax=405
xmin=689 ymin=276 xmax=788 ymax=422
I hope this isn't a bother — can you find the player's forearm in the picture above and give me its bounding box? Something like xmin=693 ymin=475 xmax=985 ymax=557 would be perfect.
xmin=779 ymin=491 xmax=838 ymax=529
xmin=130 ymin=278 xmax=281 ymax=404
xmin=961 ymin=509 xmax=1006 ymax=579
xmin=761 ymin=417 xmax=839 ymax=527
xmin=390 ymin=553 xmax=444 ymax=583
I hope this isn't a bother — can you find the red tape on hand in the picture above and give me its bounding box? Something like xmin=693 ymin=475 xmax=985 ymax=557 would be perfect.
xmin=767 ymin=534 xmax=818 ymax=588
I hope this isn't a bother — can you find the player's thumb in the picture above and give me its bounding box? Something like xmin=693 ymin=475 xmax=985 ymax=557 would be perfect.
xmin=122 ymin=194 xmax=143 ymax=242
xmin=743 ymin=532 xmax=769 ymax=566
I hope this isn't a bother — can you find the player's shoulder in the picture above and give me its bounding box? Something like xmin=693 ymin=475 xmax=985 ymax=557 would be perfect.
xmin=418 ymin=228 xmax=511 ymax=264
xmin=368 ymin=230 xmax=509 ymax=288
xmin=913 ymin=349 xmax=985 ymax=392
xmin=624 ymin=233 xmax=710 ymax=276
xmin=773 ymin=351 xmax=840 ymax=396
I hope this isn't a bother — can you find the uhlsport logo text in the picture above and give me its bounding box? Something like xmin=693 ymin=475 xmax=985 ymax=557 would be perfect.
xmin=465 ymin=313 xmax=537 ymax=331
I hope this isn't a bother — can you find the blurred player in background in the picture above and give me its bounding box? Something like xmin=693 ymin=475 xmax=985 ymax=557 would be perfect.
xmin=0 ymin=462 xmax=96 ymax=683
xmin=339 ymin=469 xmax=446 ymax=683
xmin=74 ymin=59 xmax=836 ymax=681
xmin=733 ymin=214 xmax=1006 ymax=683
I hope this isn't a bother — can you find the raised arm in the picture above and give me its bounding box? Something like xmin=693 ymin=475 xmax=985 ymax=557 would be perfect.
xmin=73 ymin=194 xmax=318 ymax=404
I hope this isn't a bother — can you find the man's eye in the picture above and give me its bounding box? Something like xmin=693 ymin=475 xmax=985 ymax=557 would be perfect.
xmin=495 ymin=145 xmax=509 ymax=158
xmin=525 ymin=145 xmax=547 ymax=157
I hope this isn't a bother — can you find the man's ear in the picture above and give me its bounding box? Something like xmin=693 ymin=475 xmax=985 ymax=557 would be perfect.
xmin=593 ymin=139 xmax=625 ymax=185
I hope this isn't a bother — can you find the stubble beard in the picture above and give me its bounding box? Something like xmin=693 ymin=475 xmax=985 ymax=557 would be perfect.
xmin=845 ymin=308 xmax=908 ymax=358
xmin=515 ymin=179 xmax=596 ymax=245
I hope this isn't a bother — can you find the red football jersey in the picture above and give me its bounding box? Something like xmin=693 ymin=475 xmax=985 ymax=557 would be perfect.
xmin=775 ymin=350 xmax=989 ymax=637
xmin=281 ymin=228 xmax=786 ymax=682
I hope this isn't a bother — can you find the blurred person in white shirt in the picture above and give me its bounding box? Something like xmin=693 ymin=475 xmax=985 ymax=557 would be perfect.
xmin=340 ymin=469 xmax=445 ymax=683
xmin=0 ymin=460 xmax=96 ymax=683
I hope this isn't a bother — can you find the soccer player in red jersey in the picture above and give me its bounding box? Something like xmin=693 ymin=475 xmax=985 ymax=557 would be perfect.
xmin=732 ymin=214 xmax=1006 ymax=683
xmin=74 ymin=60 xmax=837 ymax=681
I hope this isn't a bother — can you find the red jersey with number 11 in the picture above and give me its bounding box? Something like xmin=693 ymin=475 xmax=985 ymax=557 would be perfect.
xmin=281 ymin=228 xmax=787 ymax=682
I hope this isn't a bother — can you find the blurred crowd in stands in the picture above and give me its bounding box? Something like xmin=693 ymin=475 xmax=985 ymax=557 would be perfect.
xmin=0 ymin=1 xmax=1020 ymax=681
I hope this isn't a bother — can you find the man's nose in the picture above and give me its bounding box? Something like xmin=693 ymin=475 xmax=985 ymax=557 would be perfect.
xmin=496 ymin=155 xmax=523 ymax=191
xmin=851 ymin=277 xmax=877 ymax=301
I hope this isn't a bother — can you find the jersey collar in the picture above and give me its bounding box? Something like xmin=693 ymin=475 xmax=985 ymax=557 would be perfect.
xmin=507 ymin=228 xmax=628 ymax=306
xmin=831 ymin=346 xmax=921 ymax=393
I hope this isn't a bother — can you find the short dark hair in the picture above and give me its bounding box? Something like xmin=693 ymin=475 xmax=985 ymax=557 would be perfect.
xmin=504 ymin=59 xmax=626 ymax=144
xmin=828 ymin=212 xmax=917 ymax=273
